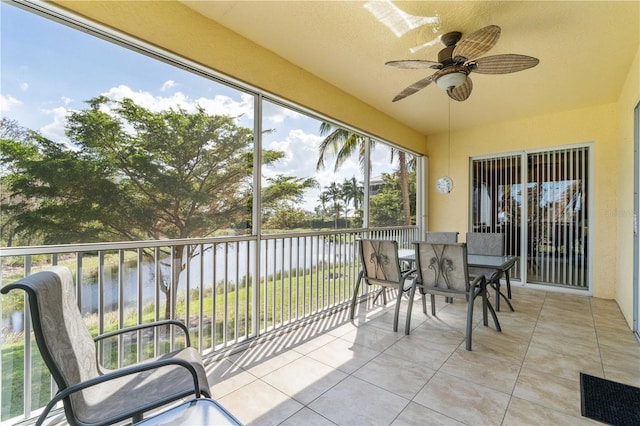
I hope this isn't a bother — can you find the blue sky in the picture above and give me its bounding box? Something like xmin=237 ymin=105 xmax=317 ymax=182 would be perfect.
xmin=1 ymin=2 xmax=399 ymax=211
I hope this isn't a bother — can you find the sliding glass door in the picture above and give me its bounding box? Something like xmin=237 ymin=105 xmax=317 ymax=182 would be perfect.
xmin=471 ymin=145 xmax=591 ymax=290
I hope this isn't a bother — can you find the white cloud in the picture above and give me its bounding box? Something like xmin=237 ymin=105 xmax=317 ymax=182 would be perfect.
xmin=40 ymin=106 xmax=69 ymax=142
xmin=0 ymin=93 xmax=22 ymax=112
xmin=100 ymin=85 xmax=253 ymax=124
xmin=19 ymin=82 xmax=29 ymax=91
xmin=61 ymin=96 xmax=72 ymax=105
xmin=262 ymin=101 xmax=302 ymax=124
xmin=195 ymin=92 xmax=254 ymax=121
xmin=161 ymin=80 xmax=177 ymax=92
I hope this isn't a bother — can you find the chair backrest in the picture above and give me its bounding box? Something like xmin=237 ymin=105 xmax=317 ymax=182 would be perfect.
xmin=414 ymin=242 xmax=470 ymax=293
xmin=1 ymin=267 xmax=99 ymax=403
xmin=358 ymin=239 xmax=401 ymax=286
xmin=466 ymin=232 xmax=504 ymax=255
xmin=425 ymin=231 xmax=458 ymax=244
xmin=466 ymin=232 xmax=505 ymax=279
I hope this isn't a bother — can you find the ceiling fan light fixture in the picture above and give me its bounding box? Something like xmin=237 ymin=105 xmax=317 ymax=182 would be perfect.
xmin=435 ymin=71 xmax=467 ymax=89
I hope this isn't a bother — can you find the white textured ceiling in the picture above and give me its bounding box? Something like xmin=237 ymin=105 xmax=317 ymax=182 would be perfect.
xmin=182 ymin=1 xmax=639 ymax=136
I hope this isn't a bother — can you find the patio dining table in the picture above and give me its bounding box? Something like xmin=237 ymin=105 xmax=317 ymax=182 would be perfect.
xmin=398 ymin=249 xmax=518 ymax=312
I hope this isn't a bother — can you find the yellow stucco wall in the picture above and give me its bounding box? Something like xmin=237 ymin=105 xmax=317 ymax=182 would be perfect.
xmin=53 ymin=0 xmax=427 ymax=154
xmin=427 ymin=104 xmax=618 ymax=300
xmin=615 ymin=43 xmax=640 ymax=327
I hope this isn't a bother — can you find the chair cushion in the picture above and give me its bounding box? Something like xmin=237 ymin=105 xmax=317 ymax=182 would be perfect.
xmin=74 ymin=346 xmax=210 ymax=425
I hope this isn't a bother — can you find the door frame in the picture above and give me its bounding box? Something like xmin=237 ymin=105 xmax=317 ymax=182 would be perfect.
xmin=634 ymin=101 xmax=639 ymax=338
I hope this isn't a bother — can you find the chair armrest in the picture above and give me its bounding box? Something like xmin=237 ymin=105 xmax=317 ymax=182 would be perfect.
xmin=36 ymin=357 xmax=202 ymax=426
xmin=470 ymin=274 xmax=486 ymax=287
xmin=401 ymin=268 xmax=417 ymax=280
xmin=95 ymin=319 xmax=191 ymax=347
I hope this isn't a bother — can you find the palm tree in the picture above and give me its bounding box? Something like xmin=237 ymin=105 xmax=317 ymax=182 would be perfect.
xmin=341 ymin=177 xmax=364 ymax=225
xmin=316 ymin=123 xmax=367 ymax=172
xmin=318 ymin=191 xmax=330 ymax=223
xmin=317 ymin=122 xmax=413 ymax=225
xmin=325 ymin=182 xmax=343 ymax=228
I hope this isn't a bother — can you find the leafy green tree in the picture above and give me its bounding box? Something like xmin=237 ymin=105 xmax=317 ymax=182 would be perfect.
xmin=264 ymin=205 xmax=308 ymax=230
xmin=1 ymin=96 xmax=289 ymax=319
xmin=369 ymin=173 xmax=404 ymax=226
xmin=261 ymin=174 xmax=318 ymax=230
xmin=0 ymin=118 xmax=42 ymax=247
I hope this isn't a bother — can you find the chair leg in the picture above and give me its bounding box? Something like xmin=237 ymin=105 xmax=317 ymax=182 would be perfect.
xmin=492 ymin=282 xmax=514 ymax=312
xmin=485 ymin=295 xmax=502 ymax=332
xmin=481 ymin=283 xmax=489 ymax=327
xmin=405 ymin=284 xmax=417 ymax=334
xmin=421 ymin=292 xmax=427 ymax=315
xmin=393 ymin=285 xmax=404 ymax=332
xmin=350 ymin=271 xmax=363 ymax=319
xmin=465 ymin=289 xmax=475 ymax=351
xmin=430 ymin=294 xmax=436 ymax=315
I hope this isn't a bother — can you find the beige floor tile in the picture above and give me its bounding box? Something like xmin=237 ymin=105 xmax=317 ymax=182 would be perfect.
xmin=382 ymin=335 xmax=458 ymax=370
xmin=200 ymin=289 xmax=638 ymax=426
xmin=339 ymin=323 xmax=405 ymax=352
xmin=366 ymin=305 xmax=429 ymax=333
xmin=406 ymin=319 xmax=466 ymax=346
xmin=599 ymin=342 xmax=640 ymax=370
xmin=390 ymin=401 xmax=466 ymax=426
xmin=603 ymin=363 xmax=640 ymax=387
xmin=534 ymin=318 xmax=598 ymax=343
xmin=513 ymin=366 xmax=582 ymax=417
xmin=353 ymin=352 xmax=436 ymax=399
xmin=309 ymin=376 xmax=410 ymax=425
xmin=261 ymin=355 xmax=348 ymax=405
xmin=206 ymin=358 xmax=258 ymax=399
xmin=440 ymin=348 xmax=521 ymax=394
xmin=228 ymin=342 xmax=303 ymax=378
xmin=217 ymin=379 xmax=304 ymax=426
xmin=279 ymin=407 xmax=337 ymax=425
xmin=522 ymin=345 xmax=603 ymax=381
xmin=503 ymin=396 xmax=600 ymax=425
xmin=596 ymin=329 xmax=640 ymax=352
xmin=413 ymin=371 xmax=510 ymax=425
xmin=529 ymin=330 xmax=600 ymax=363
xmin=287 ymin=332 xmax=338 ymax=355
xmin=467 ymin=332 xmax=529 ymax=364
xmin=306 ymin=335 xmax=380 ymax=374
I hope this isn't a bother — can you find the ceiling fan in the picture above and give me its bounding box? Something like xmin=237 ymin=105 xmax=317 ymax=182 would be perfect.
xmin=386 ymin=25 xmax=539 ymax=102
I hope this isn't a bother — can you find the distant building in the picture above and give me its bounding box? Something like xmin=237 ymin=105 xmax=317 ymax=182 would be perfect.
xmin=369 ymin=175 xmax=384 ymax=196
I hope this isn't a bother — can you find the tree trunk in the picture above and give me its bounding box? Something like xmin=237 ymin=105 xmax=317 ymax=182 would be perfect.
xmin=161 ymin=244 xmax=185 ymax=321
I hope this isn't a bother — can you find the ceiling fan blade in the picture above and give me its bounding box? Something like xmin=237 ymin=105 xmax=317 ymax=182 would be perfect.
xmin=470 ymin=54 xmax=539 ymax=74
xmin=392 ymin=74 xmax=437 ymax=102
xmin=385 ymin=60 xmax=442 ymax=70
xmin=452 ymin=25 xmax=501 ymax=63
xmin=447 ymin=76 xmax=473 ymax=101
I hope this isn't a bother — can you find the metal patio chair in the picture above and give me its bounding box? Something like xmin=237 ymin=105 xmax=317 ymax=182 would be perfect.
xmin=406 ymin=242 xmax=501 ymax=350
xmin=350 ymin=239 xmax=415 ymax=332
xmin=1 ymin=266 xmax=212 ymax=426
xmin=425 ymin=231 xmax=459 ymax=244
xmin=466 ymin=232 xmax=514 ymax=311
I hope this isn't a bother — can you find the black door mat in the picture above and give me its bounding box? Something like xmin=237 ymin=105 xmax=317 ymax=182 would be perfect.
xmin=580 ymin=372 xmax=640 ymax=426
